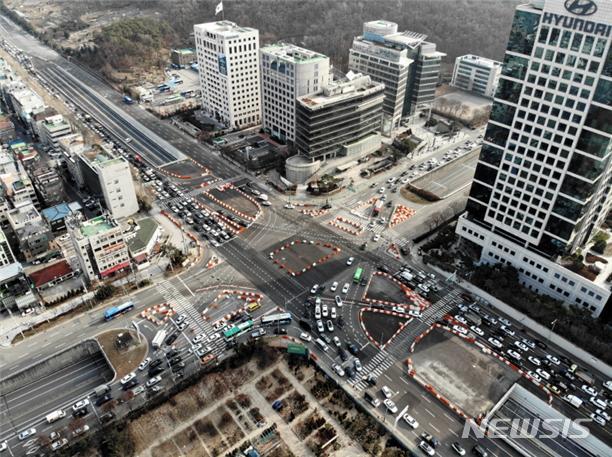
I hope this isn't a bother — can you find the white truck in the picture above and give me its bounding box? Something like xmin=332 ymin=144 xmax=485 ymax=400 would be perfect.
xmin=564 ymin=394 xmax=583 ymax=408
xmin=45 ymin=409 xmax=66 ymax=424
xmin=152 ymin=329 xmax=167 ymax=350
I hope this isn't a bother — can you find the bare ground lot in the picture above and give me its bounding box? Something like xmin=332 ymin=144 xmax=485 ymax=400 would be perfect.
xmin=96 ymin=329 xmax=148 ymax=380
xmin=270 ymin=238 xmax=340 ymax=273
xmin=361 ymin=310 xmax=407 ymax=346
xmin=159 ymin=159 xmax=206 ymax=179
xmin=411 ymin=328 xmax=520 ymax=418
xmin=208 ymin=186 xmax=260 ymax=219
xmin=365 ymin=274 xmax=410 ymax=305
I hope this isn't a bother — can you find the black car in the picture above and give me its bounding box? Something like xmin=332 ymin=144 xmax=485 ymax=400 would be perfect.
xmin=273 ymin=328 xmax=288 ymax=335
xmin=472 ymin=444 xmax=489 ymax=457
xmin=122 ymin=378 xmax=139 ymax=390
xmin=149 ymin=358 xmax=163 ymax=369
xmin=337 ymin=317 xmax=345 ymax=328
xmin=96 ymin=394 xmax=113 ymax=406
xmin=169 ymin=356 xmax=182 ymax=366
xmin=100 ymin=412 xmax=115 ymax=423
xmin=534 ymin=339 xmax=548 ymax=350
xmin=148 ymin=365 xmax=165 ymax=377
xmin=171 ymin=362 xmax=186 ymax=372
xmin=165 ymin=333 xmax=178 ymax=346
xmin=421 ymin=432 xmax=440 ymax=448
xmin=348 ymin=343 xmax=360 ymax=355
xmin=400 ymin=246 xmax=409 ymax=256
xmin=365 ymin=374 xmax=377 ymax=386
xmin=166 ymin=349 xmax=179 ymax=359
xmin=345 ymin=366 xmax=356 ymax=379
xmin=377 ymin=265 xmax=390 ymax=274
xmin=338 ymin=348 xmax=348 ymax=362
xmin=72 ymin=407 xmax=88 ymax=418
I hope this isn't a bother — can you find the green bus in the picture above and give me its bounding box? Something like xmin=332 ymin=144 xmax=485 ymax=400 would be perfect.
xmin=353 ymin=267 xmax=364 ymax=284
xmin=223 ymin=319 xmax=254 ymax=341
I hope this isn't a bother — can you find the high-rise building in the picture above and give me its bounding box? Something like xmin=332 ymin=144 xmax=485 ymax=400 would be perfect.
xmin=451 ymin=54 xmax=502 ymax=98
xmin=349 ymin=21 xmax=412 ymax=131
xmin=456 ymin=0 xmax=612 ymax=317
xmin=295 ymin=74 xmax=384 ymax=161
xmin=67 ymin=215 xmax=130 ymax=282
xmin=194 ymin=21 xmax=261 ymax=129
xmin=260 ymin=44 xmax=332 ymax=144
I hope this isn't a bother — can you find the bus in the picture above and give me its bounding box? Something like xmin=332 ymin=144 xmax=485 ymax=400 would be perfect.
xmin=261 ymin=312 xmax=292 ymax=327
xmin=223 ymin=320 xmax=254 ymax=341
xmin=152 ymin=330 xmax=167 ymax=349
xmin=353 ymin=267 xmax=364 ymax=284
xmin=103 ymin=301 xmax=134 ymax=321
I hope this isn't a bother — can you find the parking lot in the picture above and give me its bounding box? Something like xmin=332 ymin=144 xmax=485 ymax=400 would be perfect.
xmin=411 ymin=327 xmax=521 ymax=418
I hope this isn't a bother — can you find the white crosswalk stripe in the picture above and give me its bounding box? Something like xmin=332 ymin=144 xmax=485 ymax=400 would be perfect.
xmin=350 ymin=350 xmax=396 ymax=391
xmin=156 ymin=280 xmax=214 ymax=336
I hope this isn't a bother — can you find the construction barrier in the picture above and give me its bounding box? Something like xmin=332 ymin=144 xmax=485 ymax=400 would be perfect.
xmin=389 ymin=204 xmax=416 ymax=228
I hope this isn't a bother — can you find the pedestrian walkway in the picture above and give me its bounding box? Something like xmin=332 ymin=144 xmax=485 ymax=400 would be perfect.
xmin=351 ymin=349 xmax=395 ymax=391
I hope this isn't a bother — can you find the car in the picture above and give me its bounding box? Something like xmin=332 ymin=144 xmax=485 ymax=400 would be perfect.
xmin=454 ymin=315 xmax=467 ymax=325
xmin=365 ymin=374 xmax=377 ymax=386
xmin=507 ymin=350 xmax=522 ymax=361
xmin=335 ymin=295 xmax=343 ymax=307
xmin=209 ymin=332 xmax=220 ymax=342
xmin=317 ymin=320 xmax=325 ymax=333
xmin=381 ymin=385 xmax=393 ymax=399
xmin=372 ymin=234 xmax=380 ymax=242
xmin=178 ymin=321 xmax=189 ymax=331
xmin=546 ymin=355 xmax=561 ymax=365
xmin=527 ymin=371 xmax=542 ymax=383
xmin=300 ymin=332 xmax=312 ymax=342
xmin=51 ymin=438 xmax=68 ymax=451
xmin=528 ymin=356 xmax=541 ymax=366
xmin=348 ymin=343 xmax=360 ymax=355
xmin=330 ymin=306 xmax=337 ymax=319
xmin=383 ymin=398 xmax=398 ymax=413
xmin=595 ymin=409 xmax=611 ymax=421
xmin=322 ymin=304 xmax=329 ymax=317
xmin=514 ymin=341 xmax=529 ymax=352
xmin=138 ymin=357 xmax=152 ymax=371
xmin=582 ymin=385 xmax=598 ymax=396
xmin=175 ymin=313 xmax=187 ymax=324
xmin=332 ymin=336 xmax=341 ymax=347
xmin=604 ymin=380 xmax=612 ymax=392
xmin=488 ymin=337 xmax=502 ymax=349
xmin=310 ymin=284 xmax=320 ymax=294
xmin=330 ymin=281 xmax=338 ymax=292
xmin=120 ymin=372 xmax=136 ymax=385
xmin=378 ymin=187 xmax=385 ymax=194
xmin=470 ymin=325 xmax=484 ymax=336
xmin=72 ymin=399 xmax=90 ymax=411
xmin=131 ymin=385 xmax=145 ymax=396
xmin=472 ymin=444 xmax=489 ymax=457
xmin=499 ymin=317 xmax=511 ymax=326
xmin=100 ymin=412 xmax=115 ymax=423
xmin=536 ymin=369 xmax=551 ymax=381
xmin=146 ymin=375 xmax=162 ymax=387
xmin=535 ymin=339 xmax=548 ymax=350
xmin=165 ymin=333 xmax=178 ymax=346
xmin=284 ymin=203 xmax=295 ymax=209
xmin=18 ymin=428 xmax=36 ymax=440
xmin=590 ymin=413 xmax=607 ymax=427
xmin=590 ymin=396 xmax=607 ymax=409
xmin=500 ymin=325 xmax=515 ymax=336
xmin=522 ymin=338 xmax=536 ymax=349
xmin=0 ymin=441 xmax=6 ymax=452
xmin=392 ymin=401 xmax=413 ymax=422
xmin=451 ymin=442 xmax=466 ymax=456
xmin=345 ymin=365 xmax=356 ymax=378
xmin=315 ymin=305 xmax=322 ymax=319
xmin=419 ymin=441 xmax=435 ymax=456
xmin=354 ymin=358 xmax=363 ymax=372
xmin=338 ymin=348 xmax=349 ymax=362
xmin=421 ymin=432 xmax=440 ymax=448
xmin=453 ymin=325 xmax=468 ymax=336
xmin=332 ymin=363 xmax=345 ymax=377
xmin=342 ymin=283 xmax=350 ymax=294
xmin=326 ymin=320 xmax=334 ymax=332
xmin=192 ymin=333 xmax=207 ymax=345
xmin=72 ymin=425 xmax=90 ymax=437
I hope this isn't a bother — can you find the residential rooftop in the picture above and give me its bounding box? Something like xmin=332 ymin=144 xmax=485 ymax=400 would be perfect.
xmin=80 ymin=216 xmax=116 ymax=238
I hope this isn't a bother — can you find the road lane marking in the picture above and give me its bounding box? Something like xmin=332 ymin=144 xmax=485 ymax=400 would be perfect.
xmin=177 ymin=276 xmax=195 ymax=297
xmin=449 ymin=429 xmax=458 ymax=437
xmin=444 ymin=412 xmax=456 ymax=421
xmin=421 ymin=394 xmax=432 ymax=403
xmin=424 ymin=408 xmax=435 ymax=418
xmin=429 ymin=423 xmax=440 ymax=433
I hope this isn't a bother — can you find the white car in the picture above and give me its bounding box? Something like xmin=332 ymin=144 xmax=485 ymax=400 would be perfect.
xmin=330 ymin=281 xmax=338 ymax=292
xmin=332 ymin=363 xmax=345 ymax=377
xmin=590 ymin=413 xmax=606 ymax=427
xmin=317 ymin=320 xmax=325 ymax=333
xmin=72 ymin=399 xmax=90 ymax=411
xmin=342 ymin=283 xmax=350 ymax=294
xmin=590 ymin=396 xmax=607 ymax=409
xmin=310 ymin=284 xmax=320 ymax=294
xmin=546 ymin=355 xmax=561 ymax=365
xmin=18 ymin=428 xmax=36 ymax=440
xmin=0 ymin=441 xmax=6 ymax=452
xmin=354 ymin=359 xmax=363 ymax=372
xmin=138 ymin=358 xmax=152 ymax=371
xmin=582 ymin=385 xmax=598 ymax=396
xmin=322 ymin=304 xmax=329 ymax=318
xmin=392 ymin=306 xmax=406 ymax=314
xmin=595 ymin=409 xmax=611 ymax=422
xmin=536 ymin=369 xmax=551 ymax=381
xmin=300 ymin=332 xmax=312 ymax=342
xmin=488 ymin=337 xmax=502 ymax=349
xmin=500 ymin=325 xmax=515 ymax=336
xmin=452 ymin=325 xmax=468 ymax=336
xmin=315 ymin=305 xmax=322 ymax=320
xmin=507 ymin=350 xmax=522 ymax=361
xmin=378 ymin=187 xmax=385 ymax=194
xmin=514 ymin=341 xmax=529 ymax=352
xmin=419 ymin=440 xmax=435 ymax=456
xmin=470 ymin=325 xmax=484 ymax=336
xmin=131 ymin=385 xmax=145 ymax=396
xmin=527 ymin=371 xmax=542 ymax=383
xmin=454 ymin=315 xmax=467 ymax=325
xmin=332 ymin=336 xmax=341 ymax=347
xmin=326 ymin=320 xmax=334 ymax=332
xmin=120 ymin=372 xmax=136 ymax=385
xmin=146 ymin=375 xmax=162 ymax=387
xmin=522 ymin=338 xmax=536 ymax=349
xmin=208 ymin=332 xmax=220 ymax=342
xmin=499 ymin=317 xmax=511 ymax=326
xmin=283 ymin=203 xmax=295 ymax=209
xmin=383 ymin=399 xmax=398 ymax=413
xmin=381 ymin=385 xmax=393 ymax=399
xmin=335 ymin=296 xmax=343 ymax=307
xmin=372 ymin=234 xmax=380 ymax=242
xmin=408 ymin=309 xmax=422 ymax=318
xmin=346 ymin=257 xmax=355 ymax=266
xmin=604 ymin=380 xmax=612 ymax=392
xmin=192 ymin=333 xmax=207 ymax=344
xmin=331 ymin=307 xmax=337 ymax=319
xmin=528 ymin=356 xmax=541 ymax=366
xmin=403 ymin=414 xmax=419 ymax=428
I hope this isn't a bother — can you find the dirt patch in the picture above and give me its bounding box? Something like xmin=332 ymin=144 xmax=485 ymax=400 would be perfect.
xmin=400 ymin=186 xmax=432 ymax=204
xmin=270 ymin=238 xmax=341 ymax=275
xmin=411 ymin=327 xmax=520 ymax=417
xmin=95 ymin=329 xmax=147 ymax=379
xmin=365 ymin=274 xmax=410 ymax=305
xmin=360 ymin=311 xmax=407 ymax=346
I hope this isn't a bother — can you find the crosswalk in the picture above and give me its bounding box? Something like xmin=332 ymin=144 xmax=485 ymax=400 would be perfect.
xmin=350 ymin=350 xmax=396 ymax=391
xmin=156 ymin=280 xmax=211 ymax=335
xmin=420 ymin=290 xmax=460 ymax=326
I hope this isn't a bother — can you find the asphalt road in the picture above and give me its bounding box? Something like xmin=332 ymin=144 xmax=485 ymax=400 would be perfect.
xmin=411 ymin=150 xmax=479 ymax=199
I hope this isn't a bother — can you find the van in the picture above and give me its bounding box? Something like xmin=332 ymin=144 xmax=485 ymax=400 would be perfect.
xmin=45 ymin=409 xmax=66 ymax=424
xmin=315 ymin=338 xmax=329 ymax=352
xmin=93 ymin=384 xmax=111 ymax=397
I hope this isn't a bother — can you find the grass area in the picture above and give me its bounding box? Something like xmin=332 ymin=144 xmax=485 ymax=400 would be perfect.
xmin=96 ymin=329 xmax=147 ymax=379
xmin=400 ymin=186 xmax=431 ymax=204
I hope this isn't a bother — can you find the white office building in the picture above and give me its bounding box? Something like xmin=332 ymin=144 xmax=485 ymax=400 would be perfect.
xmin=457 ymin=0 xmax=612 ymax=317
xmin=194 ymin=21 xmax=261 ymax=130
xmin=349 ymin=21 xmax=412 ymax=131
xmin=451 ymin=54 xmax=502 ymax=98
xmin=260 ymin=44 xmax=331 ymax=143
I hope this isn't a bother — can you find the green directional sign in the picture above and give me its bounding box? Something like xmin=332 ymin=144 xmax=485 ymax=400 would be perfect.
xmin=287 ymin=343 xmax=308 ymax=356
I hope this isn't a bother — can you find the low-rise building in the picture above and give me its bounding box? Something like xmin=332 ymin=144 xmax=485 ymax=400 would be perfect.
xmin=171 ymin=48 xmax=195 ymax=67
xmin=0 ymin=115 xmax=16 ymax=142
xmin=39 ymin=114 xmax=72 ymax=147
xmin=125 ymin=217 xmax=162 ymax=265
xmin=41 ymin=201 xmax=82 ymax=232
xmin=451 ymin=54 xmax=502 ymax=98
xmin=28 ymin=259 xmax=75 ymax=291
xmin=31 ymin=166 xmax=64 ymax=207
xmin=0 ymin=228 xmax=15 ymax=266
xmin=8 ymin=88 xmax=45 ymax=134
xmin=0 ymin=170 xmax=40 ymax=209
xmin=295 ymin=73 xmax=384 ymax=162
xmin=0 ymin=262 xmax=38 ymax=312
xmin=58 ymin=134 xmax=88 ymax=189
xmin=6 ymin=201 xmax=51 ymax=262
xmin=68 ymin=215 xmax=130 ymax=282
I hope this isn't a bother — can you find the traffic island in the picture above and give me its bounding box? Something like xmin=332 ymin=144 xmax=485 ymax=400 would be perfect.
xmin=269 ymin=238 xmax=341 ymax=276
xmin=359 ymin=308 xmax=410 ymax=349
xmin=363 ymin=272 xmax=430 ymax=310
xmin=96 ymin=329 xmax=148 ymax=380
xmin=159 ymin=159 xmax=210 ymax=180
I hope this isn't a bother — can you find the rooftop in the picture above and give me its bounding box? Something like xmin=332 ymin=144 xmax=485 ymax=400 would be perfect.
xmin=457 ymin=54 xmax=502 ymax=69
xmin=80 ymin=216 xmax=116 ymax=238
xmin=297 ymin=73 xmax=384 ymax=110
xmin=29 ymin=260 xmax=72 ymax=288
xmin=261 ymin=43 xmax=327 ymax=64
xmin=126 ymin=217 xmax=159 ymax=254
xmin=41 ymin=201 xmax=82 ymax=223
xmin=385 ymin=31 xmax=428 ymax=49
xmin=173 ymin=48 xmax=194 ymax=54
xmin=194 ymin=20 xmax=257 ymax=37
